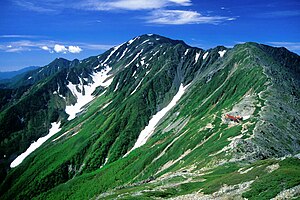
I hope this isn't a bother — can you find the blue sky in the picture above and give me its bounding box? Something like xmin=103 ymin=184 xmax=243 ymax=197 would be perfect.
xmin=0 ymin=0 xmax=299 ymax=71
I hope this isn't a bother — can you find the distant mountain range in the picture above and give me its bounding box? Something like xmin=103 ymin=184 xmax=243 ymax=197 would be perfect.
xmin=0 ymin=66 xmax=40 ymax=80
xmin=0 ymin=34 xmax=299 ymax=200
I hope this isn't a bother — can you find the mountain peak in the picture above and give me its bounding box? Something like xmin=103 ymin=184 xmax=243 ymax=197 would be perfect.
xmin=127 ymin=34 xmax=190 ymax=48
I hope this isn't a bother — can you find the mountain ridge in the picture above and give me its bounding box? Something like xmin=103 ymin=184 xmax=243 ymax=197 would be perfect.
xmin=0 ymin=34 xmax=299 ymax=200
xmin=0 ymin=66 xmax=40 ymax=80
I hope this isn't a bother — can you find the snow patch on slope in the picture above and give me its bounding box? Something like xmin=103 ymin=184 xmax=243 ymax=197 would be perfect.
xmin=218 ymin=50 xmax=227 ymax=58
xmin=130 ymin=78 xmax=144 ymax=95
xmin=100 ymin=157 xmax=109 ymax=168
xmin=127 ymin=37 xmax=137 ymax=45
xmin=124 ymin=49 xmax=143 ymax=68
xmin=113 ymin=82 xmax=119 ymax=92
xmin=184 ymin=49 xmax=189 ymax=56
xmin=132 ymin=70 xmax=137 ymax=77
xmin=195 ymin=52 xmax=200 ymax=64
xmin=238 ymin=167 xmax=254 ymax=174
xmin=10 ymin=121 xmax=61 ymax=168
xmin=53 ymin=91 xmax=65 ymax=100
xmin=153 ymin=50 xmax=159 ymax=56
xmin=53 ymin=84 xmax=65 ymax=100
xmin=65 ymin=66 xmax=113 ymax=120
xmin=125 ymin=84 xmax=188 ymax=156
xmin=102 ymin=101 xmax=112 ymax=110
xmin=145 ymin=70 xmax=151 ymax=76
xmin=141 ymin=39 xmax=150 ymax=45
xmin=118 ymin=48 xmax=128 ymax=61
xmin=52 ymin=130 xmax=69 ymax=142
xmin=102 ymin=43 xmax=123 ymax=64
xmin=203 ymin=52 xmax=209 ymax=60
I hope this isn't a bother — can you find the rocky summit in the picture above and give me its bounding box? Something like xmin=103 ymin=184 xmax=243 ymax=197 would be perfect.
xmin=0 ymin=34 xmax=300 ymax=200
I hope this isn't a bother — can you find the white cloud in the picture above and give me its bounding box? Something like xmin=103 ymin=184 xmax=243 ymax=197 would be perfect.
xmin=146 ymin=10 xmax=236 ymax=25
xmin=13 ymin=0 xmax=56 ymax=12
xmin=77 ymin=0 xmax=192 ymax=11
xmin=41 ymin=45 xmax=54 ymax=53
xmin=106 ymin=0 xmax=164 ymax=10
xmin=0 ymin=34 xmax=40 ymax=38
xmin=0 ymin=39 xmax=116 ymax=53
xmin=268 ymin=42 xmax=300 ymax=51
xmin=53 ymin=45 xmax=82 ymax=53
xmin=41 ymin=46 xmax=50 ymax=51
xmin=54 ymin=44 xmax=67 ymax=53
xmin=68 ymin=45 xmax=82 ymax=53
xmin=13 ymin=0 xmax=192 ymax=12
xmin=168 ymin=0 xmax=191 ymax=6
xmin=11 ymin=0 xmax=236 ymax=26
xmin=81 ymin=44 xmax=114 ymax=50
xmin=6 ymin=47 xmax=31 ymax=52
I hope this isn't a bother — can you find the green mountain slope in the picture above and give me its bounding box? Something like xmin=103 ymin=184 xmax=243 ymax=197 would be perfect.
xmin=0 ymin=35 xmax=299 ymax=200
